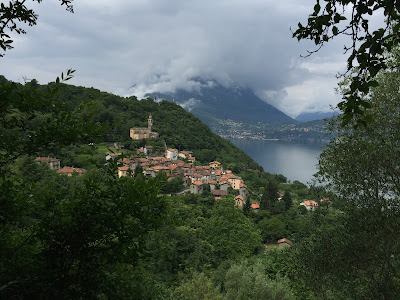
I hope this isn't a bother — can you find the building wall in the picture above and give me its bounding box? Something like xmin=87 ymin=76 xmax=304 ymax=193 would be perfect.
xmin=220 ymin=184 xmax=229 ymax=191
xmin=228 ymin=178 xmax=241 ymax=190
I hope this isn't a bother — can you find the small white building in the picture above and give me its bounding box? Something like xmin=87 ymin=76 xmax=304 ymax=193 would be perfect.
xmin=300 ymin=200 xmax=319 ymax=211
xmin=165 ymin=149 xmax=178 ymax=161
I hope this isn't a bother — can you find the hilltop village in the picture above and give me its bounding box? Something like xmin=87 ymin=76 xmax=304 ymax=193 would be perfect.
xmin=35 ymin=114 xmax=329 ymax=213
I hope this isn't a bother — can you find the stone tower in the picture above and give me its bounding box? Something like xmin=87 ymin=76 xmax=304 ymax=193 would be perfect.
xmin=148 ymin=113 xmax=153 ymax=132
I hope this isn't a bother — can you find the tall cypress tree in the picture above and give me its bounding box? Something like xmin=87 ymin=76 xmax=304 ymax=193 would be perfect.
xmin=260 ymin=181 xmax=278 ymax=214
xmin=283 ymin=191 xmax=292 ymax=211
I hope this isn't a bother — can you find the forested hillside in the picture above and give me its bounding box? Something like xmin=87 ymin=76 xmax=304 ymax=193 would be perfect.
xmin=50 ymin=83 xmax=261 ymax=172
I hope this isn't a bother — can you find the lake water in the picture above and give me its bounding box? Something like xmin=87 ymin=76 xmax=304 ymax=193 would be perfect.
xmin=228 ymin=139 xmax=324 ymax=185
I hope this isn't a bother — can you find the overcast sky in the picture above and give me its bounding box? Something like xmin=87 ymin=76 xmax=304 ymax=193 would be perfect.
xmin=0 ymin=0 xmax=357 ymax=117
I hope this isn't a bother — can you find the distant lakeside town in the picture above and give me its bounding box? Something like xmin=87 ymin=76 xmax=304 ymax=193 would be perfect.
xmin=210 ymin=118 xmax=333 ymax=144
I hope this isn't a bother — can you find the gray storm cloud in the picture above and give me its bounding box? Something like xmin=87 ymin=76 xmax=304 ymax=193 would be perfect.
xmin=0 ymin=0 xmax=348 ymax=116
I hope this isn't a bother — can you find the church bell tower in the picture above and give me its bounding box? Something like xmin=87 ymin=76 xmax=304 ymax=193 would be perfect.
xmin=148 ymin=113 xmax=153 ymax=132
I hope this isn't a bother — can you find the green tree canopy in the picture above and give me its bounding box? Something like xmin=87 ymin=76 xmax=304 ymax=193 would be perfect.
xmin=292 ymin=47 xmax=400 ymax=299
xmin=203 ymin=198 xmax=262 ymax=261
xmin=293 ymin=0 xmax=400 ymax=126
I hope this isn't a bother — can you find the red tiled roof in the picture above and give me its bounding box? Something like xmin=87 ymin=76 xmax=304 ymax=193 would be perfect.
xmin=118 ymin=166 xmax=131 ymax=171
xmin=167 ymin=149 xmax=178 ymax=152
xmin=212 ymin=190 xmax=228 ymax=196
xmin=109 ymin=153 xmax=122 ymax=157
xmin=235 ymin=195 xmax=244 ymax=200
xmin=35 ymin=157 xmax=59 ymax=163
xmin=57 ymin=166 xmax=85 ymax=175
xmin=240 ymin=183 xmax=247 ymax=188
xmin=180 ymin=151 xmax=192 ymax=155
xmin=134 ymin=158 xmax=148 ymax=163
xmin=251 ymin=203 xmax=260 ymax=209
xmin=277 ymin=238 xmax=293 ymax=246
xmin=192 ymin=181 xmax=203 ymax=186
xmin=301 ymin=200 xmax=319 ymax=207
xmin=209 ymin=161 xmax=221 ymax=165
xmin=208 ymin=180 xmax=217 ymax=184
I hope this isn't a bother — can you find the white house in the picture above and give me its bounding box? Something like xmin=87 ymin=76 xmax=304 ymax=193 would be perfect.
xmin=165 ymin=149 xmax=178 ymax=161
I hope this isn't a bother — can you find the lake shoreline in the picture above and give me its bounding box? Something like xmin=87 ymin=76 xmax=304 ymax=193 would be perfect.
xmin=228 ymin=138 xmax=323 ymax=185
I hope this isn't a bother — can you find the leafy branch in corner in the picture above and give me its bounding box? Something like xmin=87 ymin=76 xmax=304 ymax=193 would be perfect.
xmin=0 ymin=0 xmax=74 ymax=57
xmin=292 ymin=0 xmax=400 ymax=127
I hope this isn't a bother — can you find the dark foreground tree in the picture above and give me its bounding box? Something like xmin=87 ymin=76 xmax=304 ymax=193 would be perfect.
xmin=291 ymin=48 xmax=400 ymax=300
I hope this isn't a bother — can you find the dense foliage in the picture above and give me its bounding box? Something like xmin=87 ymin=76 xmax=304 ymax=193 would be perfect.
xmin=288 ymin=49 xmax=400 ymax=299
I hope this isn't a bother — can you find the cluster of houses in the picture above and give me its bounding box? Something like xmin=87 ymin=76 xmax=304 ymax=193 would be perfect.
xmin=112 ymin=148 xmax=249 ymax=208
xmin=35 ymin=157 xmax=86 ymax=176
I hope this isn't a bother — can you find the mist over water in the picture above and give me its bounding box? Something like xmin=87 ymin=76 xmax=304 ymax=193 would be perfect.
xmin=228 ymin=139 xmax=323 ymax=184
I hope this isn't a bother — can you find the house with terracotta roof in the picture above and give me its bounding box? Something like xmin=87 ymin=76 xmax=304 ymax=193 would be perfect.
xmin=234 ymin=195 xmax=245 ymax=209
xmin=190 ymin=181 xmax=204 ymax=194
xmin=227 ymin=176 xmax=242 ymax=190
xmin=105 ymin=153 xmax=123 ymax=161
xmin=213 ymin=169 xmax=222 ymax=181
xmin=219 ymin=181 xmax=230 ymax=191
xmin=300 ymin=200 xmax=319 ymax=211
xmin=57 ymin=166 xmax=85 ymax=176
xmin=211 ymin=189 xmax=228 ymax=200
xmin=118 ymin=166 xmax=134 ymax=178
xmin=178 ymin=151 xmax=193 ymax=159
xmin=277 ymin=238 xmax=293 ymax=249
xmin=188 ymin=156 xmax=196 ymax=162
xmin=209 ymin=161 xmax=222 ymax=170
xmin=165 ymin=149 xmax=178 ymax=161
xmin=251 ymin=203 xmax=260 ymax=211
xmin=208 ymin=180 xmax=217 ymax=191
xmin=35 ymin=157 xmax=60 ymax=170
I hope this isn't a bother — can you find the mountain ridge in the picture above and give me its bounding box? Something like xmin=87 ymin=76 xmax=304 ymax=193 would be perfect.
xmin=145 ymin=80 xmax=295 ymax=126
xmin=295 ymin=111 xmax=339 ymax=122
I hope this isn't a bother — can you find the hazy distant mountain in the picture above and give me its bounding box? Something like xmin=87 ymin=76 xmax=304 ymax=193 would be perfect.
xmin=295 ymin=111 xmax=339 ymax=122
xmin=146 ymin=80 xmax=295 ymax=126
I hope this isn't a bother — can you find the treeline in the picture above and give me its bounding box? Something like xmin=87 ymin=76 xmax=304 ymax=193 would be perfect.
xmin=0 ymin=156 xmax=332 ymax=299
